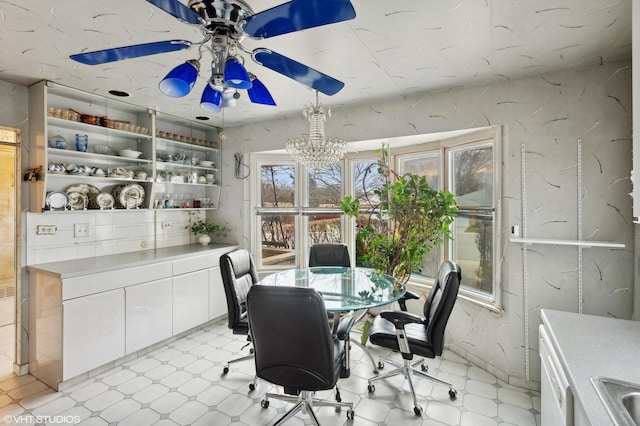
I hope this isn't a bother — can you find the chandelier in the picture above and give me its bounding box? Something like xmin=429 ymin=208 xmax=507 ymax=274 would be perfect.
xmin=286 ymin=92 xmax=347 ymax=169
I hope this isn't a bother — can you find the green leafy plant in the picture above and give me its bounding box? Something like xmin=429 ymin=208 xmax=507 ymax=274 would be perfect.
xmin=341 ymin=147 xmax=457 ymax=344
xmin=188 ymin=219 xmax=226 ymax=236
xmin=341 ymin=148 xmax=457 ymax=283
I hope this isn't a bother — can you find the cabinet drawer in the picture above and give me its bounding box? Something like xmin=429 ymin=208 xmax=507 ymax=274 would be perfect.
xmin=63 ymin=262 xmax=172 ymax=300
xmin=63 ymin=289 xmax=125 ymax=380
xmin=172 ymin=253 xmax=219 ymax=275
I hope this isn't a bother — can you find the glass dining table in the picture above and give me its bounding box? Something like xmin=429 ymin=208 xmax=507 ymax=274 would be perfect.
xmin=260 ymin=266 xmax=406 ymax=312
xmin=260 ymin=266 xmax=406 ymax=373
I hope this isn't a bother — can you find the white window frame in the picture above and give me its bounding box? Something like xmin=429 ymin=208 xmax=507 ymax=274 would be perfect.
xmin=250 ymin=126 xmax=502 ymax=312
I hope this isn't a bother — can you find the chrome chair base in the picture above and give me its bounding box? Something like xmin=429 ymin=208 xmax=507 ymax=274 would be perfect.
xmin=261 ymin=389 xmax=354 ymax=425
xmin=222 ymin=345 xmax=257 ymax=390
xmin=368 ymin=355 xmax=457 ymax=416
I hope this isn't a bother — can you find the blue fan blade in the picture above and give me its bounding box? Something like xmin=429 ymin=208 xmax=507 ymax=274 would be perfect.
xmin=243 ymin=0 xmax=356 ymax=39
xmin=253 ymin=50 xmax=344 ymax=95
xmin=70 ymin=40 xmax=192 ymax=65
xmin=146 ymin=0 xmax=201 ymax=25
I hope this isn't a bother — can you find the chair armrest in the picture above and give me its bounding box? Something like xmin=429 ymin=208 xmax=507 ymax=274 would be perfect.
xmin=398 ymin=290 xmax=420 ymax=311
xmin=336 ymin=315 xmax=355 ymax=340
xmin=379 ymin=310 xmax=424 ymax=330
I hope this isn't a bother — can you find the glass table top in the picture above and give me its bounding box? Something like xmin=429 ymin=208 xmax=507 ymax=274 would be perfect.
xmin=260 ymin=267 xmax=406 ymax=312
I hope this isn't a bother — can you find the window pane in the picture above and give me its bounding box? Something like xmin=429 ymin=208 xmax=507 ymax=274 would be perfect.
xmin=450 ymin=146 xmax=493 ymax=207
xmin=397 ymin=152 xmax=439 ymax=189
xmin=452 ymin=214 xmax=493 ymax=295
xmin=307 ymin=163 xmax=342 ymax=208
xmin=396 ymin=152 xmax=442 ymax=279
xmin=260 ymin=165 xmax=295 ymax=208
xmin=260 ymin=215 xmax=295 ymax=266
xmin=308 ymin=214 xmax=342 ymax=245
xmin=352 ymin=159 xmax=385 ymax=209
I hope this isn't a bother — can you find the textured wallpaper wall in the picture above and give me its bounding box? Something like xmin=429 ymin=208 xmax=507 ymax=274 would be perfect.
xmin=218 ymin=59 xmax=633 ymax=388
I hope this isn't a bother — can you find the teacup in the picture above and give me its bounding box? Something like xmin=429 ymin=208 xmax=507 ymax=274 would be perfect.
xmin=205 ymin=174 xmax=215 ymax=184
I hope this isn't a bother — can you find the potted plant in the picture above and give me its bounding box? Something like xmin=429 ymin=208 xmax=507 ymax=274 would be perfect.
xmin=188 ymin=219 xmax=226 ymax=245
xmin=340 ymin=146 xmax=458 ymax=342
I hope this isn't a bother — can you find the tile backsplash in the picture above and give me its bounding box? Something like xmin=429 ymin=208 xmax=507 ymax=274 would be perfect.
xmin=25 ymin=209 xmax=206 ymax=265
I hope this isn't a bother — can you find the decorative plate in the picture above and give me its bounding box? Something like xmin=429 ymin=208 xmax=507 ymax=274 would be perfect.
xmin=45 ymin=191 xmax=68 ymax=211
xmin=65 ymin=183 xmax=100 ymax=200
xmin=67 ymin=191 xmax=88 ymax=210
xmin=96 ymin=192 xmax=115 ymax=210
xmin=113 ymin=183 xmax=145 ymax=209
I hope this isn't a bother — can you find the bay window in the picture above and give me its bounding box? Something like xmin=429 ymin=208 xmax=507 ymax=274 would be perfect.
xmin=251 ymin=127 xmax=502 ymax=310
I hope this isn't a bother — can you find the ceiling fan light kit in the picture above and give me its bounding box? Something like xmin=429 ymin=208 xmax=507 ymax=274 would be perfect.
xmin=200 ymin=83 xmax=223 ymax=112
xmin=70 ymin=0 xmax=356 ymax=114
xmin=159 ymin=59 xmax=200 ymax=97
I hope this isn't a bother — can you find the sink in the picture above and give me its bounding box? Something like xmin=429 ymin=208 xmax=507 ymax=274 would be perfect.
xmin=591 ymin=376 xmax=640 ymax=425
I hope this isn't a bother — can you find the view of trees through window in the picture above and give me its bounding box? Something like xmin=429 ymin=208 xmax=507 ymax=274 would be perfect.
xmin=254 ymin=132 xmax=498 ymax=306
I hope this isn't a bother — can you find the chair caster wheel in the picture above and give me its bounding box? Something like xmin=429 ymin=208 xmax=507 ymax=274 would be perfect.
xmin=249 ymin=383 xmax=255 ymax=391
xmin=448 ymin=389 xmax=457 ymax=400
xmin=222 ymin=366 xmax=229 ymax=375
xmin=367 ymin=384 xmax=375 ymax=393
xmin=261 ymin=399 xmax=269 ymax=409
xmin=421 ymin=363 xmax=428 ymax=372
xmin=335 ymin=406 xmax=342 ymax=413
xmin=249 ymin=348 xmax=254 ymax=354
xmin=346 ymin=408 xmax=355 ymax=419
xmin=413 ymin=406 xmax=423 ymax=416
xmin=377 ymin=361 xmax=384 ymax=370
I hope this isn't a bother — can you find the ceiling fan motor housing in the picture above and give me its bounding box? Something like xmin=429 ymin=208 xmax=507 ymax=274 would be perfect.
xmin=189 ymin=0 xmax=253 ymax=37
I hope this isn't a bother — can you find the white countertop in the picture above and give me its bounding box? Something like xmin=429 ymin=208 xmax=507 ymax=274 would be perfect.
xmin=541 ymin=309 xmax=640 ymax=426
xmin=27 ymin=243 xmax=238 ymax=279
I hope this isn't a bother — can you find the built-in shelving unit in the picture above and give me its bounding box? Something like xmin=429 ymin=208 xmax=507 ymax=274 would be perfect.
xmin=28 ymin=81 xmax=221 ymax=212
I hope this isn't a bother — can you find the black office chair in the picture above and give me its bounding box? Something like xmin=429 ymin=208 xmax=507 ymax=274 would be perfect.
xmin=308 ymin=243 xmax=351 ymax=267
xmin=367 ymin=260 xmax=462 ymax=416
xmin=219 ymin=249 xmax=259 ymax=390
xmin=247 ymin=285 xmax=355 ymax=425
xmin=308 ymin=243 xmax=420 ymax=373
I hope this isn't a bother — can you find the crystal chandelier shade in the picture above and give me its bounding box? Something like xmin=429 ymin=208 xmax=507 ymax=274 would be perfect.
xmin=286 ymin=92 xmax=347 ymax=169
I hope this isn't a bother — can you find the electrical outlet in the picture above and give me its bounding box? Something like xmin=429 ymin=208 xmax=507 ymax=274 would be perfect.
xmin=36 ymin=225 xmax=57 ymax=235
xmin=162 ymin=222 xmax=173 ymax=230
xmin=74 ymin=223 xmax=90 ymax=238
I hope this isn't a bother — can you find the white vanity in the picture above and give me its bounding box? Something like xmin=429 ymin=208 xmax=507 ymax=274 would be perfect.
xmin=27 ymin=243 xmax=237 ymax=390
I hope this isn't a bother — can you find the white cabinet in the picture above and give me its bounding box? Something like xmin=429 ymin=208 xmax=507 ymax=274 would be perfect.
xmin=173 ymin=270 xmax=209 ymax=334
xmin=62 ymin=289 xmax=125 ymax=380
xmin=208 ymin=265 xmax=227 ymax=320
xmin=28 ymin=244 xmax=236 ymax=389
xmin=125 ymin=278 xmax=173 ymax=354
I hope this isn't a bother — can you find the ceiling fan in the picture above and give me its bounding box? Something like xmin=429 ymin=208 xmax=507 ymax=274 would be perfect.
xmin=70 ymin=0 xmax=356 ymax=112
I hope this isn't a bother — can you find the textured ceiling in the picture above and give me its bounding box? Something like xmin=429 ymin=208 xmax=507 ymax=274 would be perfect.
xmin=0 ymin=0 xmax=632 ymax=128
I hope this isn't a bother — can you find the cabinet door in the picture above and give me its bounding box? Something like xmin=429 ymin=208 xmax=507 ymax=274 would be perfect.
xmin=208 ymin=265 xmax=227 ymax=320
xmin=173 ymin=270 xmax=209 ymax=334
xmin=63 ymin=289 xmax=125 ymax=380
xmin=125 ymin=278 xmax=173 ymax=354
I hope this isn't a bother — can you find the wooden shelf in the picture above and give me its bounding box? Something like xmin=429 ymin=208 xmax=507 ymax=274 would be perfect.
xmin=509 ymin=237 xmax=625 ymax=248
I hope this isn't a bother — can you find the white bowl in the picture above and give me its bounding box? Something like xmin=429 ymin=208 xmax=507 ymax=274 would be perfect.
xmin=198 ymin=160 xmax=213 ymax=167
xmin=118 ymin=149 xmax=142 ymax=159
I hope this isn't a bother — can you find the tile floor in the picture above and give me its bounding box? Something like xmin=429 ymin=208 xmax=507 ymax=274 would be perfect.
xmin=0 ymin=318 xmax=540 ymax=425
